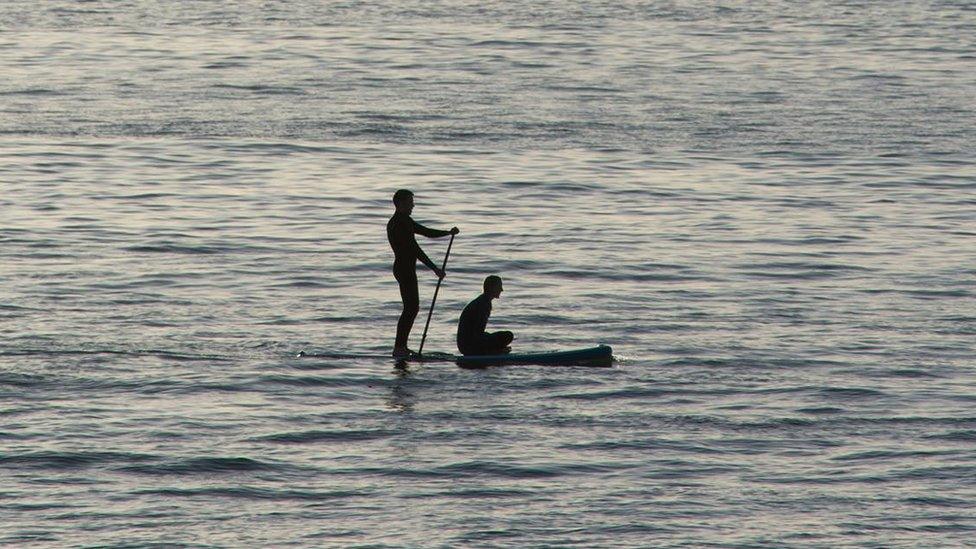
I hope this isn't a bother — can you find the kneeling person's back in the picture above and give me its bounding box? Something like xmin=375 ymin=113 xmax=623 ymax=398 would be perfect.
xmin=457 ymin=275 xmax=514 ymax=356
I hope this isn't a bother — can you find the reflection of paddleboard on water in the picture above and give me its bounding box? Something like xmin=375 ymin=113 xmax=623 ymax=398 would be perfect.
xmin=297 ymin=345 xmax=613 ymax=368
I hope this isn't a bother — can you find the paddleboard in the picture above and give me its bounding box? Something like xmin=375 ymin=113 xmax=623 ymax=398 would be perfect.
xmin=298 ymin=346 xmax=613 ymax=368
xmin=456 ymin=344 xmax=613 ymax=368
xmin=296 ymin=350 xmax=455 ymax=362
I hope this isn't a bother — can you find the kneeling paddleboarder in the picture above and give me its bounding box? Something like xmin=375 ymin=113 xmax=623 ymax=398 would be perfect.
xmin=457 ymin=275 xmax=514 ymax=356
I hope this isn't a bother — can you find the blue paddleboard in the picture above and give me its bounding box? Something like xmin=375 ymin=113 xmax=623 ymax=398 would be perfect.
xmin=456 ymin=344 xmax=613 ymax=368
xmin=298 ymin=346 xmax=614 ymax=368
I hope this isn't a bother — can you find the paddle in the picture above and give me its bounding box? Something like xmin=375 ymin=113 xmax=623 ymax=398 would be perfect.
xmin=417 ymin=232 xmax=455 ymax=357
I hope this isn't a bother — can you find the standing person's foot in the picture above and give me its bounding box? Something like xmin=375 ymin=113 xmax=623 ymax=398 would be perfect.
xmin=392 ymin=346 xmax=414 ymax=358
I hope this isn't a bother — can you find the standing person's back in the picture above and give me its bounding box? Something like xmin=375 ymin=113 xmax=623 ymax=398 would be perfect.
xmin=457 ymin=275 xmax=513 ymax=356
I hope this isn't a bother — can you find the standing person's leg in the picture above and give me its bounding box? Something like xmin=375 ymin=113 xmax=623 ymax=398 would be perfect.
xmin=394 ymin=267 xmax=420 ymax=352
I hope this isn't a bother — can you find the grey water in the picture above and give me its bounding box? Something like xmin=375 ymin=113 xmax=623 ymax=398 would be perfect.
xmin=2 ymin=1 xmax=975 ymax=547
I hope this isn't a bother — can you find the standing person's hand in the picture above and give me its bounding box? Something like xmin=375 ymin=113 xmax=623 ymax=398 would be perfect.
xmin=450 ymin=227 xmax=460 ymax=236
xmin=434 ymin=267 xmax=446 ymax=279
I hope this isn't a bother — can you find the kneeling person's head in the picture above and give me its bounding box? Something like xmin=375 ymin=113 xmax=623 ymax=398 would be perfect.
xmin=484 ymin=275 xmax=503 ymax=298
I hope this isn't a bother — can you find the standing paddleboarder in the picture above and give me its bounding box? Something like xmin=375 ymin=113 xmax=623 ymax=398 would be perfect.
xmin=387 ymin=189 xmax=459 ymax=358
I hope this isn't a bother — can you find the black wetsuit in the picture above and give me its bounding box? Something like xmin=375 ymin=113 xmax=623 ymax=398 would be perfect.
xmin=456 ymin=293 xmax=514 ymax=356
xmin=387 ymin=212 xmax=450 ymax=349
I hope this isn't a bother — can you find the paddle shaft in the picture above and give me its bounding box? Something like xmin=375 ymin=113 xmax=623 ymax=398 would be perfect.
xmin=417 ymin=233 xmax=455 ymax=356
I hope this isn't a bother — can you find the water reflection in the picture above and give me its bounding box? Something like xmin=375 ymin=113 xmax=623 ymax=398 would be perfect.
xmin=386 ymin=361 xmax=416 ymax=413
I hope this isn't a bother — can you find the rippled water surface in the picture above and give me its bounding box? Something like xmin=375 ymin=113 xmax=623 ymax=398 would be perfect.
xmin=2 ymin=1 xmax=975 ymax=547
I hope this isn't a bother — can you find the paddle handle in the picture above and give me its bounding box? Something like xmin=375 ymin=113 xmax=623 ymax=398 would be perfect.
xmin=417 ymin=233 xmax=455 ymax=357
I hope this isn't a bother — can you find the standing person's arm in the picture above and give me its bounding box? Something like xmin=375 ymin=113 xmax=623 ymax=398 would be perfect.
xmin=407 ymin=223 xmax=442 ymax=277
xmin=416 ymin=246 xmax=439 ymax=274
xmin=392 ymin=214 xmax=441 ymax=276
xmin=412 ymin=220 xmax=458 ymax=238
xmin=412 ymin=220 xmax=457 ymax=278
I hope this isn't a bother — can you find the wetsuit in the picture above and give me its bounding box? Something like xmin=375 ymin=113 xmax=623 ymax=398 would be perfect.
xmin=456 ymin=293 xmax=514 ymax=356
xmin=388 ymin=212 xmax=450 ymax=349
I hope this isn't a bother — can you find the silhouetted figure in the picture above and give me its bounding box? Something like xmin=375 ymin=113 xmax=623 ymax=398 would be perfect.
xmin=387 ymin=189 xmax=458 ymax=358
xmin=457 ymin=275 xmax=514 ymax=356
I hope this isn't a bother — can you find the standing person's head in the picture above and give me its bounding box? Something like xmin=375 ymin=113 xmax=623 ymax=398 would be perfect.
xmin=393 ymin=189 xmax=414 ymax=214
xmin=484 ymin=275 xmax=504 ymax=299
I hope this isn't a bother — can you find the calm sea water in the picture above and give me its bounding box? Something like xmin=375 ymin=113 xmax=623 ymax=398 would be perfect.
xmin=2 ymin=1 xmax=975 ymax=547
